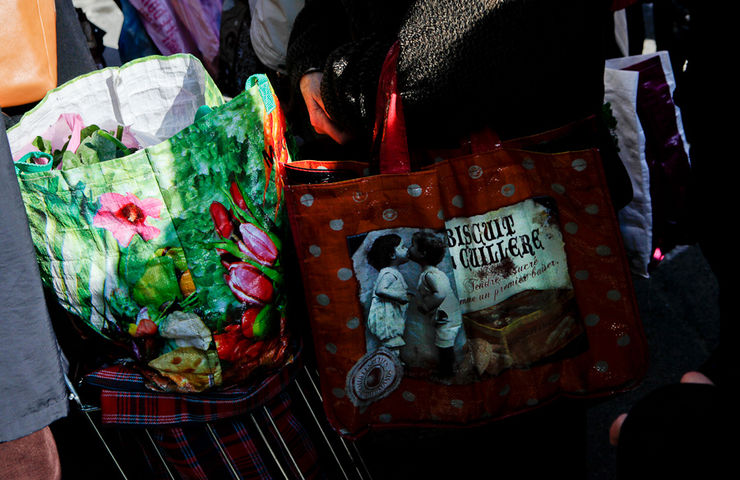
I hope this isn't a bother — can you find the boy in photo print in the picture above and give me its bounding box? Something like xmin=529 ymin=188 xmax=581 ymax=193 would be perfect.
xmin=408 ymin=230 xmax=463 ymax=378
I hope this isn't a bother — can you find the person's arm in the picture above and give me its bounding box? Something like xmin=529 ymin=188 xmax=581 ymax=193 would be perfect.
xmin=298 ymin=72 xmax=353 ymax=144
xmin=286 ymin=0 xmax=407 ymax=145
xmin=316 ymin=34 xmax=396 ymax=143
xmin=396 ymin=0 xmax=611 ymax=144
xmin=1 ymin=113 xmax=69 ymax=445
xmin=286 ymin=0 xmax=355 ymax=143
xmin=285 ymin=0 xmax=347 ymax=94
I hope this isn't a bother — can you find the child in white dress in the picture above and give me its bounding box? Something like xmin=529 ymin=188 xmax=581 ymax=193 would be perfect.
xmin=366 ymin=234 xmax=410 ymax=354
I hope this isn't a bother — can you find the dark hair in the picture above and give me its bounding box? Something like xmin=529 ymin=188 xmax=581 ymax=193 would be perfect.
xmin=411 ymin=231 xmax=446 ymax=266
xmin=367 ymin=234 xmax=402 ymax=270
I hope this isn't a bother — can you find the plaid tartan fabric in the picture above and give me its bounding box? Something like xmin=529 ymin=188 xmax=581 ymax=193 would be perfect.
xmin=145 ymin=392 xmax=322 ymax=480
xmin=84 ymin=363 xmax=297 ymax=426
xmin=82 ymin=357 xmax=323 ymax=479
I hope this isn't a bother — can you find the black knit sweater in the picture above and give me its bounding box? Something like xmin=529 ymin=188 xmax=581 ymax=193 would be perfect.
xmin=286 ymin=0 xmax=612 ymax=149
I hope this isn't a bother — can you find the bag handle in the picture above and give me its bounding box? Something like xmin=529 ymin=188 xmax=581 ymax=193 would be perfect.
xmin=14 ymin=152 xmax=54 ymax=174
xmin=371 ymin=42 xmax=502 ymax=174
xmin=371 ymin=41 xmax=411 ymax=174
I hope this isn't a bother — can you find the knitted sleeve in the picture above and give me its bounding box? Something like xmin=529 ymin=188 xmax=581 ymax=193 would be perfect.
xmin=398 ymin=0 xmax=611 ymax=142
xmin=286 ymin=0 xmax=409 ymax=142
xmin=286 ymin=0 xmax=350 ymax=93
xmin=319 ymin=35 xmax=397 ymax=139
xmin=288 ymin=0 xmax=610 ymax=145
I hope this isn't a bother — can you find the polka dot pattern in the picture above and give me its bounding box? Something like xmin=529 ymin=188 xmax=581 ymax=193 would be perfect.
xmin=468 ymin=165 xmax=483 ymax=179
xmin=382 ymin=209 xmax=398 ymax=221
xmin=407 ymin=184 xmax=423 ymax=197
xmin=501 ymin=184 xmax=515 ymax=197
xmin=284 ymin=145 xmax=646 ymax=436
xmin=300 ymin=194 xmax=314 ymax=207
xmin=607 ymin=290 xmax=622 ymax=301
xmin=571 ymin=158 xmax=588 ymax=171
xmin=574 ymin=270 xmax=589 ymax=280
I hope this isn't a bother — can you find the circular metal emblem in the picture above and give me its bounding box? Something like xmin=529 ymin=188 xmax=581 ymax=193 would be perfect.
xmin=345 ymin=347 xmax=403 ymax=407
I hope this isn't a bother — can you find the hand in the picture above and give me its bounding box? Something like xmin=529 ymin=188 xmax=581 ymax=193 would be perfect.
xmin=299 ymin=72 xmax=352 ymax=144
xmin=608 ymin=371 xmax=714 ymax=446
xmin=435 ymin=310 xmax=449 ymax=327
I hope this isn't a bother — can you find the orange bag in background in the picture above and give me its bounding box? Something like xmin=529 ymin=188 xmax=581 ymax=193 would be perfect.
xmin=0 ymin=0 xmax=57 ymax=108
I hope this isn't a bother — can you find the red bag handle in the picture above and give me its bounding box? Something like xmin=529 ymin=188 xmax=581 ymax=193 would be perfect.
xmin=610 ymin=0 xmax=640 ymax=11
xmin=372 ymin=41 xmax=411 ymax=174
xmin=371 ymin=41 xmax=502 ymax=174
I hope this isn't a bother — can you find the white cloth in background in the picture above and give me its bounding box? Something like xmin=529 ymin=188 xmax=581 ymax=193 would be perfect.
xmin=72 ymin=0 xmax=124 ymax=49
xmin=613 ymin=9 xmax=629 ymax=57
xmin=248 ymin=0 xmax=304 ymax=73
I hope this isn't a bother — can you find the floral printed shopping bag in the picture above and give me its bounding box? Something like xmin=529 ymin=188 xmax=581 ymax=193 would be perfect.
xmin=10 ymin=55 xmax=295 ymax=392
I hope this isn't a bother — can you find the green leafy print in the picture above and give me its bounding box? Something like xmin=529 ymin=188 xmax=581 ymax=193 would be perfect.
xmin=28 ymin=123 xmax=137 ymax=170
xmin=145 ymin=89 xmax=290 ymax=330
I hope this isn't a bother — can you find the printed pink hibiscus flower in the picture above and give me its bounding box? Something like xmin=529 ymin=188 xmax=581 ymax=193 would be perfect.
xmin=93 ymin=192 xmax=163 ymax=247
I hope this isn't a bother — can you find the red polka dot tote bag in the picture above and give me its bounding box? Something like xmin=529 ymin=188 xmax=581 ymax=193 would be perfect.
xmin=283 ymin=44 xmax=647 ymax=438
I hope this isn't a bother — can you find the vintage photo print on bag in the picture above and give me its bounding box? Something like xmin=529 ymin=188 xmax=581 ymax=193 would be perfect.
xmin=345 ymin=197 xmax=588 ymax=406
xmin=349 ymin=227 xmax=472 ymax=390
